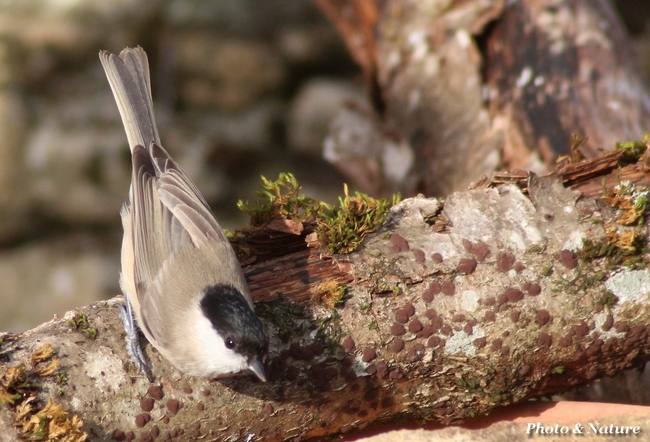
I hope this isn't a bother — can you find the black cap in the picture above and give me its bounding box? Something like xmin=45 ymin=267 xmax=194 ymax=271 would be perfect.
xmin=200 ymin=284 xmax=268 ymax=366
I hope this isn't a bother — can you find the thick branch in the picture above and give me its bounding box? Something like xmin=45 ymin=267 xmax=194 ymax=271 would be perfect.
xmin=2 ymin=153 xmax=650 ymax=441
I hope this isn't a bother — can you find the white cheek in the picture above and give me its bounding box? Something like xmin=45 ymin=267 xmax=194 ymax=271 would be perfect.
xmin=186 ymin=307 xmax=249 ymax=378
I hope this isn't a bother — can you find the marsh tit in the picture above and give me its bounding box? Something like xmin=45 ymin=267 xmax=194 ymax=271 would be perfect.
xmin=99 ymin=47 xmax=268 ymax=382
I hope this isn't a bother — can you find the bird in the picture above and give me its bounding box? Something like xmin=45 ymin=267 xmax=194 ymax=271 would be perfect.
xmin=99 ymin=47 xmax=268 ymax=382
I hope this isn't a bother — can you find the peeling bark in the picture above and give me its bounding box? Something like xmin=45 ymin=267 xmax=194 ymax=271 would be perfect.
xmin=2 ymin=153 xmax=650 ymax=441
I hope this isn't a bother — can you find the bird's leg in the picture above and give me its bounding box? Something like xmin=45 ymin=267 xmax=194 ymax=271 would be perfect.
xmin=118 ymin=298 xmax=154 ymax=382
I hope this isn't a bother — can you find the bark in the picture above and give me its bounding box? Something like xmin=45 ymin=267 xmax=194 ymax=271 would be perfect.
xmin=317 ymin=0 xmax=650 ymax=197
xmin=1 ymin=151 xmax=650 ymax=441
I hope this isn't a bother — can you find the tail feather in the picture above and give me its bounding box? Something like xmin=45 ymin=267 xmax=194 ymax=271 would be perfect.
xmin=99 ymin=47 xmax=160 ymax=150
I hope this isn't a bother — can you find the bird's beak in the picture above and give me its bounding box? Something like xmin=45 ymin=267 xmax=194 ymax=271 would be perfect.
xmin=248 ymin=358 xmax=267 ymax=382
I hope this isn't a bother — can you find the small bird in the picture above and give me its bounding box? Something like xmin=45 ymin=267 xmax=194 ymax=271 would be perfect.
xmin=99 ymin=47 xmax=268 ymax=382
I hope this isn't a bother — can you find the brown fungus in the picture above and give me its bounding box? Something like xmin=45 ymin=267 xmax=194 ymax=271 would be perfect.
xmin=422 ymin=289 xmax=434 ymax=303
xmin=391 ymin=323 xmax=406 ymax=336
xmin=135 ymin=413 xmax=150 ymax=428
xmin=505 ymin=288 xmax=524 ymax=302
xmin=442 ymin=281 xmax=456 ymax=296
xmin=574 ymin=322 xmax=589 ymax=336
xmin=390 ymin=233 xmax=409 ymax=251
xmin=396 ymin=309 xmax=409 ymax=324
xmin=559 ymin=335 xmax=572 ymax=347
xmin=166 ymin=399 xmax=181 ymax=415
xmin=538 ymin=333 xmax=552 ymax=347
xmin=586 ymin=340 xmax=603 ymax=357
xmin=425 ymin=308 xmax=438 ymax=319
xmin=418 ymin=326 xmax=435 ymax=339
xmin=147 ymin=385 xmax=163 ymax=401
xmin=614 ymin=321 xmax=629 ymax=333
xmin=407 ymin=344 xmax=425 ymax=361
xmin=457 ymin=258 xmax=477 ymax=275
xmin=389 ymin=368 xmax=404 ymax=380
xmin=484 ymin=311 xmax=496 ymax=322
xmin=496 ymin=251 xmax=516 ymax=272
xmin=376 ymin=362 xmax=388 ymax=379
xmin=527 ymin=283 xmax=542 ymax=296
xmin=536 ymin=310 xmax=551 ymax=326
xmin=602 ymin=315 xmax=614 ymax=331
xmin=140 ymin=398 xmax=154 ymax=412
xmin=362 ymin=347 xmax=377 ymax=362
xmin=403 ymin=302 xmax=415 ymax=317
xmin=431 ymin=253 xmax=443 ymax=263
xmin=343 ymin=336 xmax=356 ymax=353
xmin=630 ymin=325 xmax=647 ymax=339
xmin=427 ymin=336 xmax=442 ymax=348
xmin=462 ymin=239 xmax=491 ymax=262
xmin=510 ymin=311 xmax=521 ymax=323
xmin=559 ymin=249 xmax=578 ymax=269
xmin=409 ymin=319 xmax=423 ymax=333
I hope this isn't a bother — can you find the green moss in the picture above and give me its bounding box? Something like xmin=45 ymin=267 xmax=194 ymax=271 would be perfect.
xmin=237 ymin=173 xmax=325 ymax=226
xmin=56 ymin=372 xmax=67 ymax=384
xmin=238 ymin=173 xmax=399 ymax=255
xmin=581 ymin=238 xmax=619 ymax=259
xmin=615 ymin=134 xmax=648 ymax=164
xmin=316 ymin=312 xmax=343 ymax=354
xmin=318 ymin=184 xmax=399 ymax=254
xmin=597 ymin=291 xmax=619 ymax=307
xmin=67 ymin=311 xmax=97 ymax=340
xmin=318 ymin=283 xmax=348 ymax=308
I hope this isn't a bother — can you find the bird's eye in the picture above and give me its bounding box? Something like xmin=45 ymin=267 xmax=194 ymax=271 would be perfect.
xmin=225 ymin=337 xmax=236 ymax=349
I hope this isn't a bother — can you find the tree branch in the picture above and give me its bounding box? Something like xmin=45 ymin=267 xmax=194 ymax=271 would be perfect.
xmin=2 ymin=151 xmax=650 ymax=441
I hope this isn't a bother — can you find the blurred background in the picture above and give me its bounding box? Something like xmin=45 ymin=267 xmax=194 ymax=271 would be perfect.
xmin=0 ymin=0 xmax=649 ymax=334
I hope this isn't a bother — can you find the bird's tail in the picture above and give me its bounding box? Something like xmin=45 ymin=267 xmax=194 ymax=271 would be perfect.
xmin=99 ymin=47 xmax=160 ymax=151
